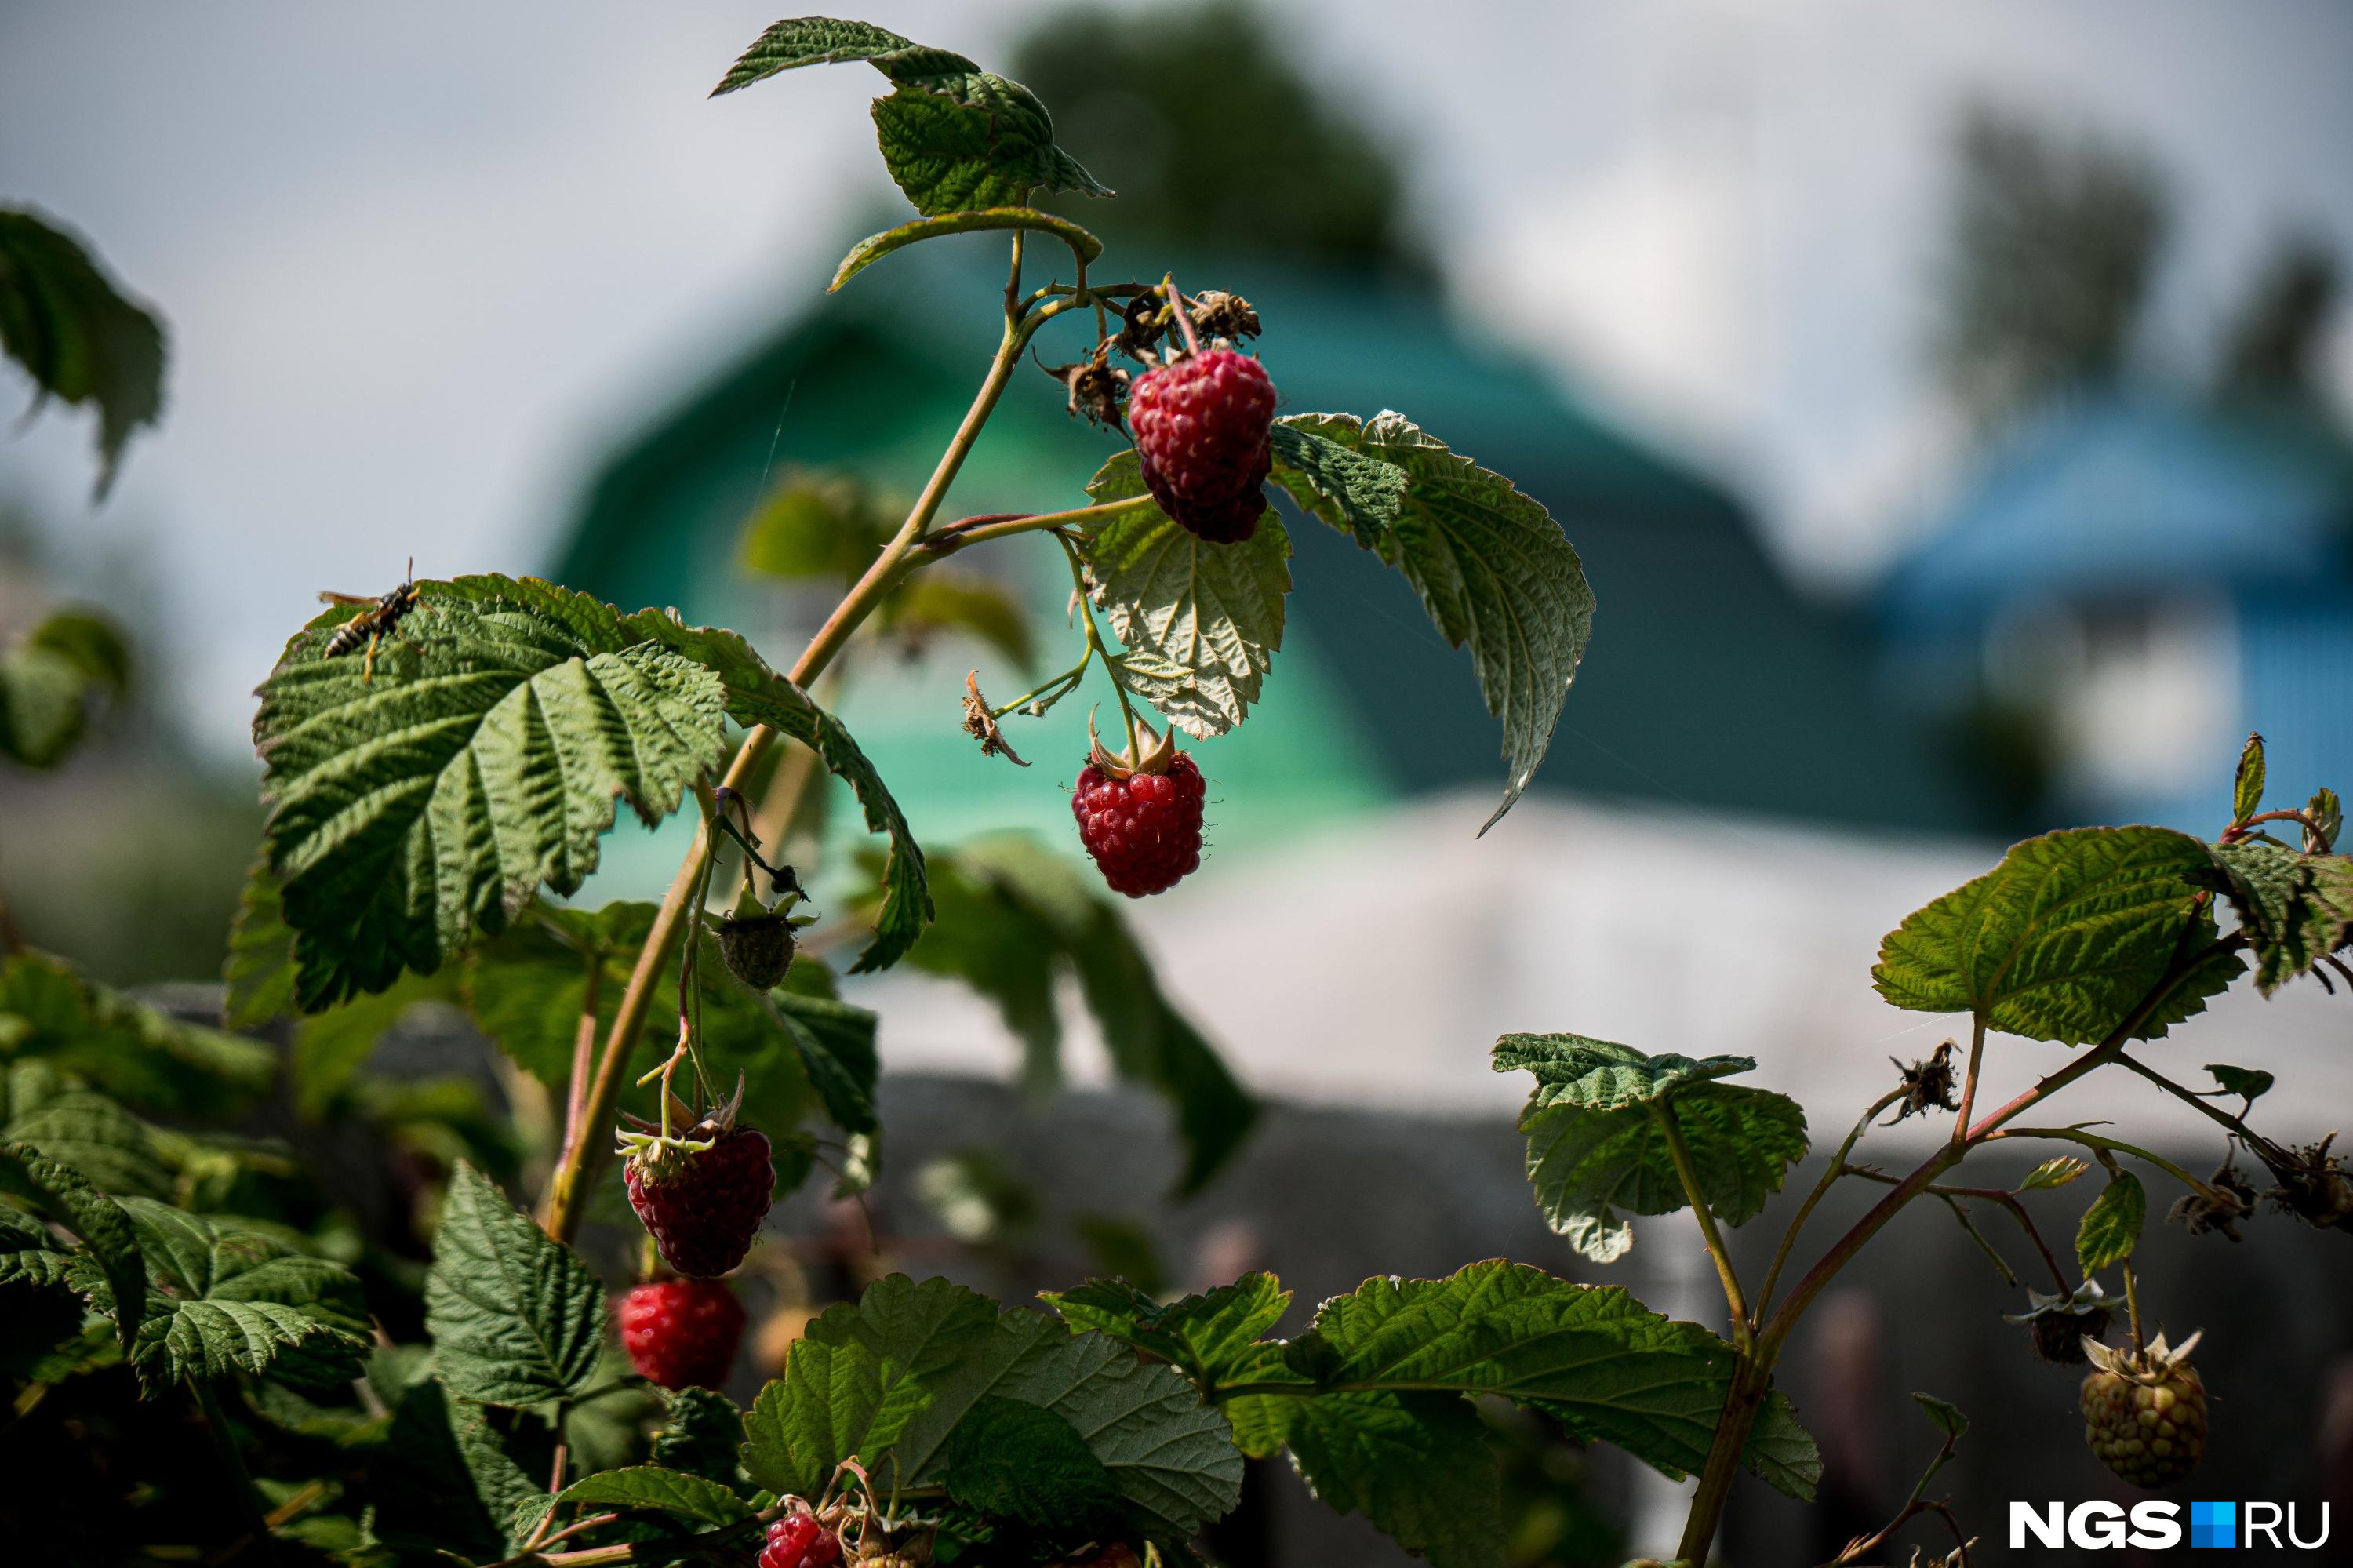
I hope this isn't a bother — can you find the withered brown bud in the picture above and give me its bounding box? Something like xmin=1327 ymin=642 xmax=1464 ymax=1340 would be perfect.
xmin=961 ymin=671 xmax=1028 ymax=766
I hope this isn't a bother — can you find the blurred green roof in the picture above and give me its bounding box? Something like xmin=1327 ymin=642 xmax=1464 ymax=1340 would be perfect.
xmin=551 ymin=238 xmax=1972 ymax=893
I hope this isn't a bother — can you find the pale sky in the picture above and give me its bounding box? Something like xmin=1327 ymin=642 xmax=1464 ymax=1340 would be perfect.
xmin=4 ymin=1 xmax=2350 ymax=761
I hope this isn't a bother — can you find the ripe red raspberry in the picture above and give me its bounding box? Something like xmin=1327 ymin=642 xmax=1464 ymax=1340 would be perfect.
xmin=761 ymin=1513 xmax=842 ymax=1568
xmin=624 ymin=1126 xmax=775 ymax=1278
xmin=1127 ymin=347 xmax=1275 ymax=544
xmin=1071 ymin=721 xmax=1205 ymax=897
xmin=616 ymin=1278 xmax=744 ymax=1390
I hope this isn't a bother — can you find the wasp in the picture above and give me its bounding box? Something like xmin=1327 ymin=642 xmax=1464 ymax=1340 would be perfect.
xmin=320 ymin=559 xmax=424 ymax=683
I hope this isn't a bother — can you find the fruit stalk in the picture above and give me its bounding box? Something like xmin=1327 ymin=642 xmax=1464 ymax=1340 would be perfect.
xmin=540 ymin=247 xmax=1115 ymax=1242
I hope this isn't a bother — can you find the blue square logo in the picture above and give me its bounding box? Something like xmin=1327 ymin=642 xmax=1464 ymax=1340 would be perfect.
xmin=2191 ymin=1501 xmax=2237 ymax=1548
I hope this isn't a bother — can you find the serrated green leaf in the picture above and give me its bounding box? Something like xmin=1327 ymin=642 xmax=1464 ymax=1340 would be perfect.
xmin=612 ymin=601 xmax=930 ymax=975
xmin=2233 ymin=733 xmax=2267 ymax=825
xmin=773 ymin=991 xmax=878 ymax=1137
xmin=556 ymin=1464 xmax=752 ymax=1526
xmin=424 ymin=1162 xmax=607 ymax=1406
xmin=1497 ymin=1038 xmax=1806 ymax=1262
xmin=1078 ymin=451 xmax=1288 ymax=739
xmin=1288 ymin=1389 xmax=1504 ymax=1568
xmin=711 ymin=16 xmax=916 ymax=94
xmin=2206 ymin=1064 xmax=2274 ymax=1101
xmin=1913 ymin=1392 xmax=1969 ymax=1439
xmin=115 ymin=1199 xmax=369 ymax=1387
xmin=1267 ymin=421 xmax=1408 ymax=548
xmin=910 ymin=1314 xmax=1242 ymax=1540
xmin=222 ymin=855 xmax=298 ymax=1029
xmin=871 ymin=77 xmax=1108 ymax=217
xmin=1300 ymin=1261 xmax=1817 ymax=1500
xmin=2076 ymin=1173 xmax=2146 ymax=1275
xmin=1044 ymin=1271 xmax=1289 ymax=1388
xmin=461 ymin=902 xmax=653 ymax=1091
xmin=254 ymin=577 xmax=731 ymax=1010
xmin=740 ymin=1274 xmax=1002 ymax=1499
xmin=448 ymin=1391 xmax=552 ymax=1551
xmin=2020 ymin=1156 xmax=2090 ymax=1191
xmin=944 ymin=1396 xmax=1122 ymax=1528
xmin=2192 ymin=839 xmax=2353 ymax=995
xmin=4 ymin=1089 xmax=171 ymax=1198
xmin=0 ymin=208 xmax=165 ymax=497
xmin=1493 ymin=1034 xmax=1757 ymax=1113
xmin=0 ymin=1137 xmax=144 ymax=1353
xmin=1874 ymin=826 xmax=2242 ymax=1043
xmin=651 ymin=1386 xmax=754 ymax=1496
xmin=831 ymin=207 xmax=1102 ymax=292
xmin=889 ymin=836 xmax=1252 ymax=1193
xmin=1 ymin=951 xmax=273 ymax=1118
xmin=1271 ymin=413 xmax=1593 ymax=831
xmin=371 ymin=1376 xmax=526 ymax=1559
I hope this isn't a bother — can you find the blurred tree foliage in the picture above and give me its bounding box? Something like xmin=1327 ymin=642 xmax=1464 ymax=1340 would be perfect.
xmin=1930 ymin=106 xmax=2167 ymax=435
xmin=2217 ymin=235 xmax=2341 ymax=406
xmin=1013 ymin=1 xmax=1428 ymax=278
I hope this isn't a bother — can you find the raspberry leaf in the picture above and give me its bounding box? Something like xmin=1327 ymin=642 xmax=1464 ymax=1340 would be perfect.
xmin=943 ymin=1397 xmax=1122 ymax=1529
xmin=1043 ymin=1271 xmax=1289 ymax=1388
xmin=0 ymin=208 xmax=165 ymax=497
xmin=1267 ymin=421 xmax=1409 ymax=547
xmin=0 ymin=1137 xmax=144 ymax=1354
xmin=612 ymin=602 xmax=931 ymax=975
xmin=709 ymin=17 xmax=916 ymax=93
xmin=2076 ymin=1172 xmax=2147 ymax=1276
xmin=889 ymin=835 xmax=1254 ymax=1195
xmin=2205 ymin=1064 xmax=2274 ymax=1101
xmin=831 ymin=207 xmax=1102 ymax=293
xmin=1078 ymin=449 xmax=1289 ymax=738
xmin=425 ymin=1162 xmax=608 ymax=1406
xmin=2191 ymin=839 xmax=2353 ymax=995
xmin=2231 ymin=732 xmax=2267 ymax=824
xmin=740 ymin=1273 xmax=1002 ymax=1499
xmin=1874 ymin=826 xmax=2244 ymax=1042
xmin=4 ymin=1087 xmax=171 ymax=1199
xmin=1496 ymin=1035 xmax=1808 ymax=1262
xmin=1271 ymin=412 xmax=1595 ymax=832
xmin=114 ymin=1199 xmax=371 ymax=1388
xmin=1285 ymin=1388 xmax=1505 ymax=1568
xmin=650 ymin=1387 xmax=755 ymax=1496
xmin=253 ymin=576 xmax=927 ymax=1002
xmin=4 ymin=951 xmax=272 ymax=1118
xmin=888 ymin=1306 xmax=1245 ymax=1541
xmin=712 ymin=20 xmax=1108 ymax=216
xmin=555 ymin=1464 xmax=754 ymax=1527
xmin=254 ymin=577 xmax=730 ymax=1010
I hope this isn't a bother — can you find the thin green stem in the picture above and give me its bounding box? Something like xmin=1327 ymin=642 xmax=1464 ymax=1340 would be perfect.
xmin=2122 ymin=1261 xmax=2146 ymax=1351
xmin=1654 ymin=1101 xmax=1751 ymax=1346
xmin=912 ymin=495 xmax=1156 ymax=562
xmin=2111 ymin=1053 xmax=2282 ymax=1149
xmin=543 ymin=237 xmax=1054 ymax=1242
xmin=1057 ymin=531 xmax=1140 ymax=757
xmin=1755 ymin=1090 xmax=1905 ymax=1312
xmin=1952 ymin=1016 xmax=1987 ymax=1140
xmin=1986 ymin=1126 xmax=2223 ymax=1204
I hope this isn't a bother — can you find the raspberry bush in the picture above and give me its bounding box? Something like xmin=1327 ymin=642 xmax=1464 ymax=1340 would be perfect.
xmin=3 ymin=16 xmax=2350 ymax=1568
